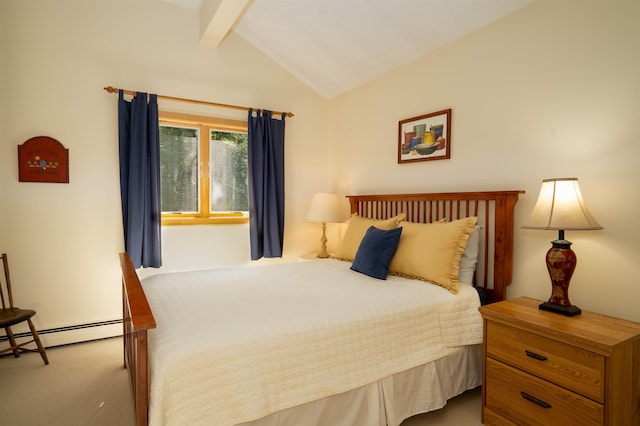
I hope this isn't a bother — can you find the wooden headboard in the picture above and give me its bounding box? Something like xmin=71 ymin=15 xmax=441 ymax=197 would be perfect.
xmin=346 ymin=191 xmax=523 ymax=304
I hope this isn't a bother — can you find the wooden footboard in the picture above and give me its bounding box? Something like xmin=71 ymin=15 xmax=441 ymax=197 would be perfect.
xmin=120 ymin=252 xmax=156 ymax=426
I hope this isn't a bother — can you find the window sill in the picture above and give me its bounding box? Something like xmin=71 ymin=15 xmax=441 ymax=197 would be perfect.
xmin=161 ymin=216 xmax=249 ymax=226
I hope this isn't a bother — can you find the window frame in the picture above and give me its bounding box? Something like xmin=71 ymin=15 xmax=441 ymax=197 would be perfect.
xmin=159 ymin=111 xmax=249 ymax=226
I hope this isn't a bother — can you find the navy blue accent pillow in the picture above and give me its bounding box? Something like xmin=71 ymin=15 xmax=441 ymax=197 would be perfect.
xmin=350 ymin=226 xmax=403 ymax=280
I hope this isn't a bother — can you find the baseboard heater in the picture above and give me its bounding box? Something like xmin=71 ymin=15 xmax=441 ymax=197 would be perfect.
xmin=0 ymin=319 xmax=123 ymax=348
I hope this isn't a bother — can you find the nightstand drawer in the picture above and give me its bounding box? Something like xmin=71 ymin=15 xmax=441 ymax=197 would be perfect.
xmin=486 ymin=358 xmax=604 ymax=425
xmin=486 ymin=321 xmax=604 ymax=402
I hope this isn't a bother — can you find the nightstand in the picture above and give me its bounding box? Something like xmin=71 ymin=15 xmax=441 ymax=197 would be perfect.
xmin=479 ymin=297 xmax=640 ymax=425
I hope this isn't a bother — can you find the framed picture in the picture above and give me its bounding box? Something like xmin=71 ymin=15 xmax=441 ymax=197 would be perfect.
xmin=398 ymin=109 xmax=451 ymax=164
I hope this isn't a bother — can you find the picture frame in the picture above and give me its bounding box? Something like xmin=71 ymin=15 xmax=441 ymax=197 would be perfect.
xmin=398 ymin=109 xmax=451 ymax=164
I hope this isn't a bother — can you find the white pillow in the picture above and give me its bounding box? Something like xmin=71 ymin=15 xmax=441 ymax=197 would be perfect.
xmin=459 ymin=225 xmax=483 ymax=285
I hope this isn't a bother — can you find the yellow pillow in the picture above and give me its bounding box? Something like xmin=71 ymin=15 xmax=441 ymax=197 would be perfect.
xmin=335 ymin=213 xmax=406 ymax=261
xmin=388 ymin=217 xmax=477 ymax=293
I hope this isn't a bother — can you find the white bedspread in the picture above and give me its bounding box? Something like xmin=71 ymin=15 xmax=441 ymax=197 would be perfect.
xmin=141 ymin=259 xmax=482 ymax=426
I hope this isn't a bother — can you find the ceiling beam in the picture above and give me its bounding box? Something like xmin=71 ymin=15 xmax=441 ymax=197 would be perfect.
xmin=199 ymin=0 xmax=253 ymax=47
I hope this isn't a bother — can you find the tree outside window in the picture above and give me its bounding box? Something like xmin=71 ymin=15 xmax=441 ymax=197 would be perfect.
xmin=159 ymin=112 xmax=248 ymax=225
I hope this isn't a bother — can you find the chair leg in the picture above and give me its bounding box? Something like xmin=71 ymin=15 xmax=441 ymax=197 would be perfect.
xmin=27 ymin=319 xmax=49 ymax=365
xmin=5 ymin=326 xmax=20 ymax=358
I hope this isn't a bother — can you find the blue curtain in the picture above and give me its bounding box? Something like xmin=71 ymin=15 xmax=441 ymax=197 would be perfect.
xmin=247 ymin=109 xmax=287 ymax=260
xmin=118 ymin=90 xmax=162 ymax=268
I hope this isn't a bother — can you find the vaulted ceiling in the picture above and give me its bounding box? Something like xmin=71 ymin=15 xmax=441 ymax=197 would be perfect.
xmin=163 ymin=0 xmax=534 ymax=99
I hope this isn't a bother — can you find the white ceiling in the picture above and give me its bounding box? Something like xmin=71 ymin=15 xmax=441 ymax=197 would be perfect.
xmin=164 ymin=0 xmax=533 ymax=99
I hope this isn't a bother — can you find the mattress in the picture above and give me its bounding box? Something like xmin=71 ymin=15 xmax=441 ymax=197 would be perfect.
xmin=141 ymin=259 xmax=483 ymax=426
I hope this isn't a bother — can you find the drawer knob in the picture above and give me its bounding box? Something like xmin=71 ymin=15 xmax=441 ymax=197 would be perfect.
xmin=521 ymin=391 xmax=552 ymax=409
xmin=525 ymin=350 xmax=548 ymax=361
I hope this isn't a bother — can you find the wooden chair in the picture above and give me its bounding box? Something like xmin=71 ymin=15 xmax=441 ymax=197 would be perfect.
xmin=0 ymin=253 xmax=49 ymax=364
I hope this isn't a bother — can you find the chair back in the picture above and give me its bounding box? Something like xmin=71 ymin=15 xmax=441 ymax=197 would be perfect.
xmin=1 ymin=253 xmax=15 ymax=310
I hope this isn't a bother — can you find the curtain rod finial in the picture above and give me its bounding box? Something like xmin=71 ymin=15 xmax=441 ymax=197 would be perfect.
xmin=104 ymin=86 xmax=118 ymax=93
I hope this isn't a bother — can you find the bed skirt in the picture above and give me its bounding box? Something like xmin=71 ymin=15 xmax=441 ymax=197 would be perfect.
xmin=238 ymin=344 xmax=482 ymax=426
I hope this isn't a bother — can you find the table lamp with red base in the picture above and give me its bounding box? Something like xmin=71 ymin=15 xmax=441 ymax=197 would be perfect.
xmin=522 ymin=178 xmax=603 ymax=317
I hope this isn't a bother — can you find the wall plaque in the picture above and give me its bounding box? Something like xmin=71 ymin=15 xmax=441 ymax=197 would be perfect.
xmin=18 ymin=136 xmax=69 ymax=183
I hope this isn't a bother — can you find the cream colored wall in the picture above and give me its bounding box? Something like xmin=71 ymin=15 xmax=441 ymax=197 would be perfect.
xmin=1 ymin=0 xmax=329 ymax=345
xmin=328 ymin=0 xmax=640 ymax=322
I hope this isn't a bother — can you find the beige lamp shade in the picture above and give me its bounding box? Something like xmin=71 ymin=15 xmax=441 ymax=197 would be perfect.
xmin=305 ymin=192 xmax=345 ymax=258
xmin=305 ymin=192 xmax=345 ymax=223
xmin=522 ymin=178 xmax=603 ymax=231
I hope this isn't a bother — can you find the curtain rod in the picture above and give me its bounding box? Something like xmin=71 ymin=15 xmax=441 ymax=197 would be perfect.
xmin=103 ymin=86 xmax=294 ymax=118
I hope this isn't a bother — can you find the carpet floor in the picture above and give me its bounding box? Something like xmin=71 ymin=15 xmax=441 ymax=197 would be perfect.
xmin=0 ymin=337 xmax=482 ymax=425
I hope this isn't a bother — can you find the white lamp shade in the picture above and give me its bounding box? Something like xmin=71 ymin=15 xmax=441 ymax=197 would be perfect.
xmin=522 ymin=178 xmax=603 ymax=231
xmin=305 ymin=192 xmax=345 ymax=223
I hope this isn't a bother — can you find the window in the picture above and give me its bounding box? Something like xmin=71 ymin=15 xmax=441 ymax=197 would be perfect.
xmin=159 ymin=111 xmax=249 ymax=225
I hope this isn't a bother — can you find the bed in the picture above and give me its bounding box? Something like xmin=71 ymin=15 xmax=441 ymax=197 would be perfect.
xmin=120 ymin=190 xmax=523 ymax=426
